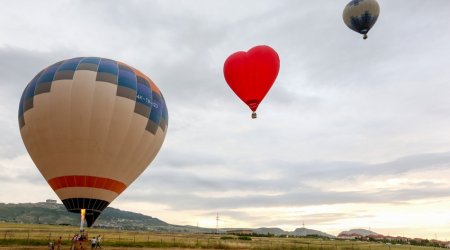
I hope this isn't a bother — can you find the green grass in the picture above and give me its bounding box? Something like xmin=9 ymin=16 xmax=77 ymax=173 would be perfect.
xmin=0 ymin=239 xmax=51 ymax=246
xmin=0 ymin=222 xmax=446 ymax=250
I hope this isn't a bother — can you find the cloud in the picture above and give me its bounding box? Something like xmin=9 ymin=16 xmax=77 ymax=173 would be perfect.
xmin=122 ymin=183 xmax=450 ymax=211
xmin=119 ymin=151 xmax=450 ymax=212
xmin=2 ymin=0 xmax=450 ymax=238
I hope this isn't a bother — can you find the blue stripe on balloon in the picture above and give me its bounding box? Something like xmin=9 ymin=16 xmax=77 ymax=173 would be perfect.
xmin=118 ymin=69 xmax=137 ymax=91
xmin=136 ymin=82 xmax=152 ymax=107
xmin=18 ymin=86 xmax=26 ymax=118
xmin=24 ymin=71 xmax=43 ymax=100
xmin=80 ymin=57 xmax=101 ymax=65
xmin=36 ymin=61 xmax=63 ymax=85
xmin=98 ymin=59 xmax=118 ymax=75
xmin=57 ymin=57 xmax=83 ymax=72
xmin=149 ymin=92 xmax=162 ymax=124
xmin=161 ymin=95 xmax=168 ymax=122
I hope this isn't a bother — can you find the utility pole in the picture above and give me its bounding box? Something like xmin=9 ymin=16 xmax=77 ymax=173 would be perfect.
xmin=216 ymin=213 xmax=219 ymax=234
xmin=215 ymin=212 xmax=226 ymax=234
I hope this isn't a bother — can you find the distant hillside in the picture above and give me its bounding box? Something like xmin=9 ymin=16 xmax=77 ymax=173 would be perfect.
xmin=0 ymin=202 xmax=206 ymax=232
xmin=338 ymin=229 xmax=381 ymax=236
xmin=252 ymin=227 xmax=288 ymax=235
xmin=293 ymin=227 xmax=335 ymax=238
xmin=0 ymin=202 xmax=77 ymax=225
xmin=224 ymin=227 xmax=334 ymax=238
xmin=0 ymin=202 xmax=336 ymax=237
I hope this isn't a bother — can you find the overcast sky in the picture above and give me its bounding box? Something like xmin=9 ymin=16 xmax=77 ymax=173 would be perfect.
xmin=1 ymin=0 xmax=450 ymax=239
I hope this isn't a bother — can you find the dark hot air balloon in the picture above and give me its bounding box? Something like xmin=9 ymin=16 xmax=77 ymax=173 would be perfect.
xmin=223 ymin=45 xmax=280 ymax=119
xmin=18 ymin=57 xmax=168 ymax=227
xmin=343 ymin=0 xmax=380 ymax=39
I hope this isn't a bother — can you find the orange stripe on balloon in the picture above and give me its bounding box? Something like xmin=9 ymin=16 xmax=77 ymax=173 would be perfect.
xmin=48 ymin=176 xmax=127 ymax=194
xmin=134 ymin=69 xmax=160 ymax=93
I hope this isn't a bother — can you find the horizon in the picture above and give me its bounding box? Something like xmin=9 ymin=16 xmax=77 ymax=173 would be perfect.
xmin=2 ymin=0 xmax=450 ymax=240
xmin=1 ymin=200 xmax=446 ymax=240
xmin=0 ymin=201 xmax=431 ymax=239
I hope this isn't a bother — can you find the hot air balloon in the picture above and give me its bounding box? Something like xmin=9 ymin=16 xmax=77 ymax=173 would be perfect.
xmin=343 ymin=0 xmax=380 ymax=39
xmin=18 ymin=57 xmax=168 ymax=227
xmin=223 ymin=45 xmax=280 ymax=119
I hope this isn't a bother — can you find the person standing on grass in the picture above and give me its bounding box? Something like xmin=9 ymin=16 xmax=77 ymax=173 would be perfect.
xmin=71 ymin=234 xmax=78 ymax=250
xmin=48 ymin=241 xmax=54 ymax=250
xmin=91 ymin=237 xmax=97 ymax=249
xmin=95 ymin=235 xmax=102 ymax=248
xmin=57 ymin=236 xmax=62 ymax=250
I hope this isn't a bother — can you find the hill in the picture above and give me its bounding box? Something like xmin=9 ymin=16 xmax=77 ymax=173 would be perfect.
xmin=338 ymin=229 xmax=381 ymax=237
xmin=0 ymin=202 xmax=335 ymax=236
xmin=292 ymin=227 xmax=335 ymax=238
xmin=0 ymin=202 xmax=204 ymax=232
xmin=252 ymin=227 xmax=288 ymax=235
xmin=224 ymin=227 xmax=334 ymax=238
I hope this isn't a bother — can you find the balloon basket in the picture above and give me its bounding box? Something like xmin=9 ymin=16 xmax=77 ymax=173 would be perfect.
xmin=251 ymin=112 xmax=257 ymax=119
xmin=363 ymin=34 xmax=368 ymax=39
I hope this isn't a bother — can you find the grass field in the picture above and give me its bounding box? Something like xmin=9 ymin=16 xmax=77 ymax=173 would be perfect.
xmin=0 ymin=222 xmax=445 ymax=250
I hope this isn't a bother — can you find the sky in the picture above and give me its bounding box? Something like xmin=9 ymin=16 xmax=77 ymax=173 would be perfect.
xmin=1 ymin=0 xmax=450 ymax=239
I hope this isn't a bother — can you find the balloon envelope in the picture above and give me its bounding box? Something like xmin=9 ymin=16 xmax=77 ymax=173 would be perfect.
xmin=343 ymin=0 xmax=380 ymax=39
xmin=223 ymin=45 xmax=280 ymax=117
xmin=18 ymin=57 xmax=168 ymax=226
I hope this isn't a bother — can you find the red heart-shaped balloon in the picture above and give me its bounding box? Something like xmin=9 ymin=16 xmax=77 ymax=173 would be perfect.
xmin=224 ymin=45 xmax=280 ymax=115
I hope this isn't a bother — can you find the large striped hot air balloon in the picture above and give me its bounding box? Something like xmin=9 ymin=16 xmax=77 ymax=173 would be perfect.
xmin=18 ymin=57 xmax=168 ymax=227
xmin=343 ymin=0 xmax=380 ymax=39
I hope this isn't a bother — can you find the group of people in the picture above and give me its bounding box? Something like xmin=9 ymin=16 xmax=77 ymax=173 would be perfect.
xmin=90 ymin=235 xmax=102 ymax=249
xmin=70 ymin=231 xmax=86 ymax=250
xmin=68 ymin=231 xmax=102 ymax=250
xmin=47 ymin=232 xmax=102 ymax=250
